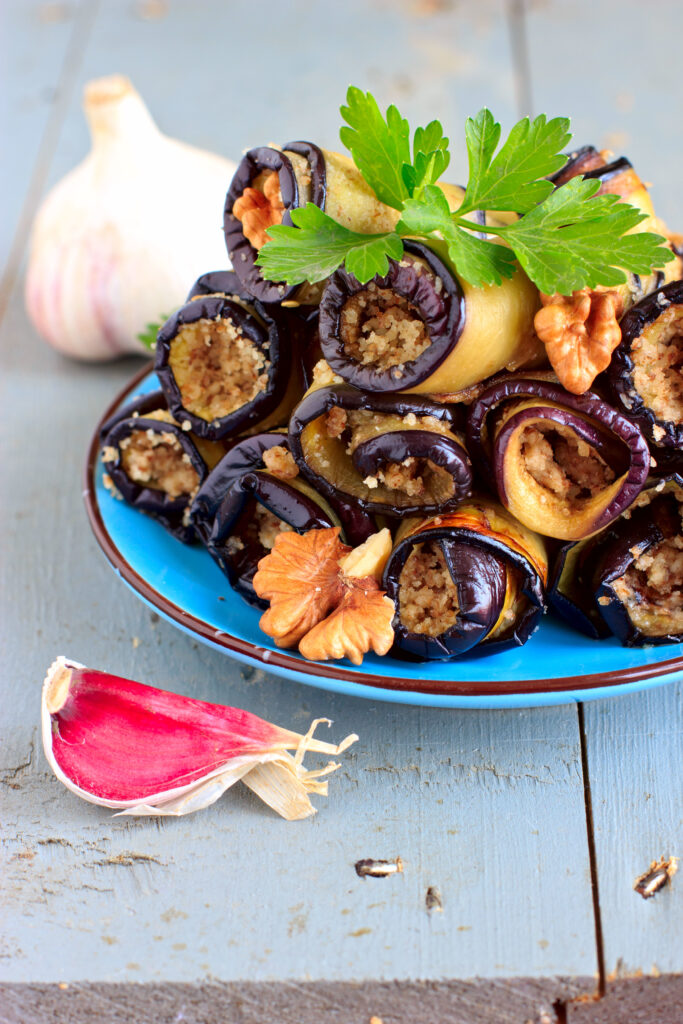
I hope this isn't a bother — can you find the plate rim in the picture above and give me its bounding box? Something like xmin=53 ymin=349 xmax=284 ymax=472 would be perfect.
xmin=84 ymin=363 xmax=683 ymax=699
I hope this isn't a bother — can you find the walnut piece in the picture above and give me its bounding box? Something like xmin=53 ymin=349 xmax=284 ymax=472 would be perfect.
xmin=534 ymin=287 xmax=624 ymax=394
xmin=299 ymin=581 xmax=395 ymax=665
xmin=232 ymin=172 xmax=284 ymax=249
xmin=254 ymin=529 xmax=347 ymax=648
xmin=253 ymin=528 xmax=396 ymax=664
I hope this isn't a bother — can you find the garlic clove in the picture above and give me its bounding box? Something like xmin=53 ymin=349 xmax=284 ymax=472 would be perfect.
xmin=42 ymin=657 xmax=357 ymax=820
xmin=25 ymin=75 xmax=236 ymax=362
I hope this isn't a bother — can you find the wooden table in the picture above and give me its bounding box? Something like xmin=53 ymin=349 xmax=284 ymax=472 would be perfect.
xmin=1 ymin=2 xmax=681 ymax=1020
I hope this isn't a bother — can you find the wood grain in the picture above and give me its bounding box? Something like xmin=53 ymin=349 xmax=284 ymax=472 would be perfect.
xmin=0 ymin=977 xmax=594 ymax=1024
xmin=523 ymin=0 xmax=683 ymax=982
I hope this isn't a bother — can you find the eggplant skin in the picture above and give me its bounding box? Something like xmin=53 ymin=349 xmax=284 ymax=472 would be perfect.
xmin=223 ymin=143 xmax=326 ymax=304
xmin=548 ymin=539 xmax=612 ymax=640
xmin=466 ymin=372 xmax=650 ymax=540
xmin=319 ymin=240 xmax=465 ymax=393
xmin=186 ymin=269 xmax=248 ymax=302
xmin=289 ymin=384 xmax=473 ymax=517
xmin=155 ymin=294 xmax=288 ymax=441
xmin=100 ymin=393 xmax=208 ymax=544
xmin=548 ymin=145 xmax=607 ymax=186
xmin=606 ymin=280 xmax=683 ymax=449
xmin=382 ymin=505 xmax=547 ymax=661
xmin=189 ymin=432 xmax=290 ymax=545
xmin=191 ymin=432 xmax=336 ymax=607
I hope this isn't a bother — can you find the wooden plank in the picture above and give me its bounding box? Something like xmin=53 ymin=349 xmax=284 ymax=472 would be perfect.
xmin=580 ymin=684 xmax=683 ymax=977
xmin=523 ymin=0 xmax=683 ymax=981
xmin=1 ymin=0 xmax=598 ymax=989
xmin=0 ymin=977 xmax=596 ymax=1024
xmin=0 ymin=0 xmax=96 ymax=317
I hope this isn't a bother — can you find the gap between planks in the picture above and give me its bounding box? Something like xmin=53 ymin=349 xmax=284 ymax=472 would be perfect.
xmin=577 ymin=702 xmax=607 ymax=999
xmin=0 ymin=0 xmax=99 ymax=332
xmin=506 ymin=0 xmax=533 ymax=117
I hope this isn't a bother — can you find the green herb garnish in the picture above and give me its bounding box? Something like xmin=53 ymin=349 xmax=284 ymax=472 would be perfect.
xmin=137 ymin=315 xmax=170 ymax=352
xmin=257 ymin=88 xmax=673 ymax=293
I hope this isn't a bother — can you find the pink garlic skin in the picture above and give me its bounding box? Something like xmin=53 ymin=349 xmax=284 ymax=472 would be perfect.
xmin=25 ymin=75 xmax=236 ymax=361
xmin=41 ymin=658 xmax=357 ymax=819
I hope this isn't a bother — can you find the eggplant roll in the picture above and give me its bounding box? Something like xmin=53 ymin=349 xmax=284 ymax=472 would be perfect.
xmin=550 ymin=475 xmax=683 ymax=646
xmin=223 ymin=142 xmax=400 ymax=304
xmin=318 ymin=240 xmax=543 ymax=395
xmin=190 ymin=433 xmax=345 ymax=606
xmin=606 ymin=280 xmax=683 ymax=449
xmin=466 ymin=373 xmax=650 ymax=541
xmin=382 ymin=499 xmax=548 ymax=660
xmin=289 ymin=382 xmax=473 ymax=516
xmin=550 ymin=147 xmax=680 ymax=306
xmin=100 ymin=390 xmax=225 ymax=542
xmin=155 ymin=293 xmax=301 ymax=441
xmin=186 ymin=268 xmax=246 ymax=302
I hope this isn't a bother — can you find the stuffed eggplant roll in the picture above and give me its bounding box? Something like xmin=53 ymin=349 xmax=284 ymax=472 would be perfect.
xmin=224 ymin=142 xmax=400 ymax=303
xmin=155 ymin=293 xmax=300 ymax=441
xmin=467 ymin=373 xmax=650 ymax=541
xmin=100 ymin=390 xmax=225 ymax=542
xmin=318 ymin=240 xmax=542 ymax=395
xmin=190 ymin=433 xmax=358 ymax=606
xmin=606 ymin=280 xmax=683 ymax=449
xmin=382 ymin=499 xmax=547 ymax=660
xmin=289 ymin=378 xmax=472 ymax=517
xmin=550 ymin=475 xmax=683 ymax=646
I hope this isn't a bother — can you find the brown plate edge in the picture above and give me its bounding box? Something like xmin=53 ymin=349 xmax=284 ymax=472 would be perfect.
xmin=82 ymin=362 xmax=683 ymax=699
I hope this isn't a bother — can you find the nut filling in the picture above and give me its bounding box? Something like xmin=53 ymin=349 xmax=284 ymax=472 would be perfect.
xmin=612 ymin=536 xmax=683 ymax=635
xmin=324 ymin=407 xmax=455 ymax=504
xmin=631 ymin=306 xmax=683 ymax=425
xmin=119 ymin=430 xmax=199 ymax=500
xmin=340 ymin=282 xmax=431 ymax=374
xmin=232 ymin=171 xmax=284 ymax=250
xmin=168 ymin=317 xmax=269 ymax=423
xmin=225 ymin=503 xmax=293 ymax=559
xmin=399 ymin=542 xmax=459 ymax=636
xmin=520 ymin=422 xmax=615 ymax=505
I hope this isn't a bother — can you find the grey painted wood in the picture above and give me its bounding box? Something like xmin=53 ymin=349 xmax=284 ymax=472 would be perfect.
xmin=523 ymin=0 xmax=683 ymax=980
xmin=0 ymin=977 xmax=596 ymax=1024
xmin=581 ymin=685 xmax=683 ymax=977
xmin=0 ymin=0 xmax=602 ymax=986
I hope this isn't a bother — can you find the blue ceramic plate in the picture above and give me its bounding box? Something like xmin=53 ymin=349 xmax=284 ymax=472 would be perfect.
xmin=84 ymin=366 xmax=683 ymax=709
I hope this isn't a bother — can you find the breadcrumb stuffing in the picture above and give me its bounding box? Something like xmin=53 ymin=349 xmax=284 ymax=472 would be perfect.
xmin=399 ymin=541 xmax=459 ymax=636
xmin=613 ymin=536 xmax=683 ymax=634
xmin=168 ymin=316 xmax=269 ymax=423
xmin=631 ymin=305 xmax=683 ymax=425
xmin=323 ymin=407 xmax=455 ymax=503
xmin=255 ymin=505 xmax=294 ymax=550
xmin=119 ymin=429 xmax=199 ymax=499
xmin=521 ymin=423 xmax=614 ymax=506
xmin=262 ymin=445 xmax=299 ymax=480
xmin=340 ymin=276 xmax=431 ymax=371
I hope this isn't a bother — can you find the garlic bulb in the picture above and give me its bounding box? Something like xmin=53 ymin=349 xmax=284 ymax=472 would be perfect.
xmin=25 ymin=75 xmax=236 ymax=361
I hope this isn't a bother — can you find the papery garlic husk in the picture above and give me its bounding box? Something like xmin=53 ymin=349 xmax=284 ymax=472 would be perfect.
xmin=42 ymin=657 xmax=357 ymax=820
xmin=25 ymin=75 xmax=236 ymax=361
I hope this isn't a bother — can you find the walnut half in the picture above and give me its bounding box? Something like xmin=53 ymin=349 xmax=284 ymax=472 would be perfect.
xmin=534 ymin=287 xmax=623 ymax=394
xmin=253 ymin=528 xmax=395 ymax=665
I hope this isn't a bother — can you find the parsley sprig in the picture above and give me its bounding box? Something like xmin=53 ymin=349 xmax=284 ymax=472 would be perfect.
xmin=257 ymin=88 xmax=674 ymax=293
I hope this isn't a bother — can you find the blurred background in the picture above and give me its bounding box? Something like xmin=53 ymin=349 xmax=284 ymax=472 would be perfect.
xmin=4 ymin=0 xmax=683 ymax=313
